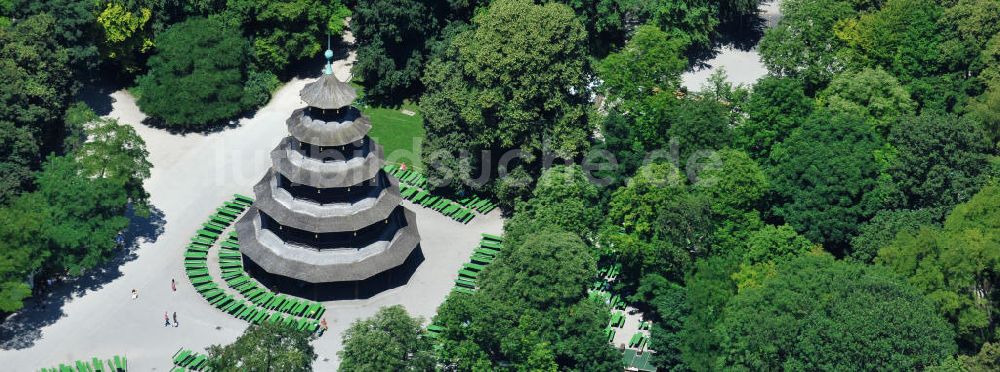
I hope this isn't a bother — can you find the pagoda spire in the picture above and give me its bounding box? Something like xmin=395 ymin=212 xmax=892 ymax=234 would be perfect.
xmin=323 ymin=34 xmax=334 ymax=75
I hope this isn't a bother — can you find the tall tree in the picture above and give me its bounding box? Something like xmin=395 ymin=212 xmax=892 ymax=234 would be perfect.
xmin=36 ymin=156 xmax=130 ymax=275
xmin=768 ymin=109 xmax=887 ymax=250
xmin=735 ymin=76 xmax=814 ymax=161
xmin=887 ymin=113 xmax=992 ymax=209
xmin=207 ymin=321 xmax=316 ymax=371
xmin=0 ymin=193 xmax=51 ymax=311
xmin=420 ymin=0 xmax=590 ymax=206
xmin=15 ymin=0 xmax=100 ymax=76
xmin=719 ymin=253 xmax=957 ymax=370
xmin=352 ymin=0 xmax=438 ymax=105
xmin=0 ymin=13 xmax=74 ymax=154
xmin=76 ymin=118 xmax=152 ymax=214
xmin=225 ymin=0 xmax=349 ymax=75
xmin=137 ymin=17 xmax=249 ymax=127
xmin=878 ymin=184 xmax=1000 ymax=350
xmin=339 ymin=305 xmax=435 ymax=371
xmin=818 ymin=68 xmax=915 ymax=137
xmin=759 ymin=0 xmax=855 ymax=92
xmin=503 ymin=165 xmax=603 ymax=244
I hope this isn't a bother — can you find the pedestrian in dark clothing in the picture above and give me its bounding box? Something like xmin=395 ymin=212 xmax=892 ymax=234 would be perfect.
xmin=173 ymin=312 xmax=178 ymax=327
xmin=164 ymin=312 xmax=170 ymax=327
xmin=171 ymin=278 xmax=176 ymax=292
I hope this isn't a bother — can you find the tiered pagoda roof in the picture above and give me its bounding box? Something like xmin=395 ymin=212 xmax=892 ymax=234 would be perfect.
xmin=234 ymin=59 xmax=420 ymax=285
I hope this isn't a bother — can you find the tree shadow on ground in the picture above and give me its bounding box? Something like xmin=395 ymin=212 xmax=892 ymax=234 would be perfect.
xmin=76 ymin=81 xmax=122 ymax=116
xmin=0 ymin=206 xmax=166 ymax=350
xmin=687 ymin=10 xmax=769 ymax=72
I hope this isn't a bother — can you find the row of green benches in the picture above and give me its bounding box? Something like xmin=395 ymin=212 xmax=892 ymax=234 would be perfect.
xmin=427 ymin=233 xmax=504 ymax=339
xmin=383 ymin=164 xmax=499 ymax=215
xmin=383 ymin=164 xmax=498 ymax=222
xmin=171 ymin=348 xmax=211 ymax=371
xmin=628 ymin=332 xmax=650 ymax=349
xmin=185 ymin=196 xmax=323 ymax=333
xmin=38 ymin=355 xmax=127 ymax=372
xmin=399 ymin=184 xmax=477 ymax=224
xmin=452 ymin=234 xmax=504 ymax=295
xmin=218 ymin=235 xmax=325 ymax=320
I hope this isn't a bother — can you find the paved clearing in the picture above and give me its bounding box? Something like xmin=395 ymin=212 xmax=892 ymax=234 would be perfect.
xmin=0 ymin=33 xmax=502 ymax=370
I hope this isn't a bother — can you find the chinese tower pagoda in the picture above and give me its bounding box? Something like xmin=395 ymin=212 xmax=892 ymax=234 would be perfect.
xmin=234 ymin=49 xmax=421 ymax=300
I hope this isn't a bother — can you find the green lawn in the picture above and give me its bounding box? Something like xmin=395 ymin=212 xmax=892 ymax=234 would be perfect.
xmin=364 ymin=103 xmax=425 ymax=170
xmin=353 ymin=83 xmax=426 ymax=170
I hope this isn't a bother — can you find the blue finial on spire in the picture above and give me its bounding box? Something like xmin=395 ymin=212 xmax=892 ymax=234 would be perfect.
xmin=323 ymin=34 xmax=334 ymax=75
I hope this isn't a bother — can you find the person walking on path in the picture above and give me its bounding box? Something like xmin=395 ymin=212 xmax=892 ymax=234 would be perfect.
xmin=131 ymin=289 xmax=138 ymax=300
xmin=164 ymin=312 xmax=170 ymax=327
xmin=173 ymin=312 xmax=178 ymax=327
xmin=171 ymin=278 xmax=176 ymax=292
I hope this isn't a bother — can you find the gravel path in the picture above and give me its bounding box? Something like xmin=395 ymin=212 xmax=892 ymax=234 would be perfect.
xmin=681 ymin=0 xmax=783 ymax=90
xmin=0 ymin=30 xmax=502 ymax=371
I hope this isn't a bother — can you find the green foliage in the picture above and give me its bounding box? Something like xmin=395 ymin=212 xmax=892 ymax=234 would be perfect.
xmin=137 ymin=18 xmax=249 ymax=126
xmin=649 ymin=282 xmax=689 ymax=371
xmin=95 ymin=1 xmax=153 ymax=75
xmin=692 ymin=148 xmax=767 ymax=216
xmin=966 ymin=82 xmax=1000 ymax=150
xmin=667 ymin=97 xmax=734 ymax=163
xmin=735 ymin=76 xmax=814 ymax=160
xmin=353 ymin=0 xmax=439 ymax=104
xmin=0 ymin=193 xmax=51 ymax=311
xmin=759 ymin=0 xmax=856 ymax=92
xmin=768 ymin=109 xmax=886 ymax=249
xmin=598 ymin=24 xmax=687 ymax=108
xmin=0 ymin=13 xmax=74 ymax=149
xmin=37 ymin=156 xmax=130 ymax=276
xmin=818 ymin=68 xmax=915 ymax=137
xmin=834 ymin=0 xmax=949 ymax=82
xmin=878 ymin=184 xmax=1000 ymax=349
xmin=849 ymin=207 xmax=945 ymax=263
xmin=420 ymin=0 xmax=591 ymax=205
xmin=641 ymin=0 xmax=719 ymax=56
xmin=481 ymin=228 xmax=595 ymax=309
xmin=226 ymin=0 xmax=348 ymax=75
xmin=76 ymin=118 xmax=152 ymax=215
xmin=0 ymin=121 xmax=39 ymax=204
xmin=677 ymin=255 xmax=738 ymax=371
xmin=338 ymin=305 xmax=435 ymax=371
xmin=886 ymin=112 xmax=992 ymax=209
xmin=504 ymin=165 xmax=603 ymax=243
xmin=719 ymin=253 xmax=957 ymax=370
xmin=241 ymin=69 xmax=280 ymax=109
xmin=207 ymin=321 xmax=316 ymax=371
xmin=434 ymin=227 xmax=618 ymax=370
xmin=15 ymin=0 xmax=100 ymax=75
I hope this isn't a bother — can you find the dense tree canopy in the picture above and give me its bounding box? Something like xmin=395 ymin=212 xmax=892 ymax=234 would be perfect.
xmin=768 ymin=109 xmax=886 ymax=249
xmin=339 ymin=305 xmax=435 ymax=371
xmin=352 ymin=0 xmax=438 ymax=105
xmin=137 ymin=18 xmax=249 ymax=127
xmin=503 ymin=165 xmax=603 ymax=243
xmin=207 ymin=321 xmax=316 ymax=371
xmin=735 ymin=76 xmax=813 ymax=160
xmin=226 ymin=0 xmax=349 ymax=75
xmin=878 ymin=184 xmax=1000 ymax=349
xmin=818 ymin=67 xmax=915 ymax=137
xmin=420 ymin=0 xmax=591 ymax=205
xmin=0 ymin=13 xmax=74 ymax=155
xmin=434 ymin=228 xmax=619 ymax=370
xmin=719 ymin=253 xmax=957 ymax=370
xmin=886 ymin=113 xmax=992 ymax=209
xmin=759 ymin=0 xmax=855 ymax=92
